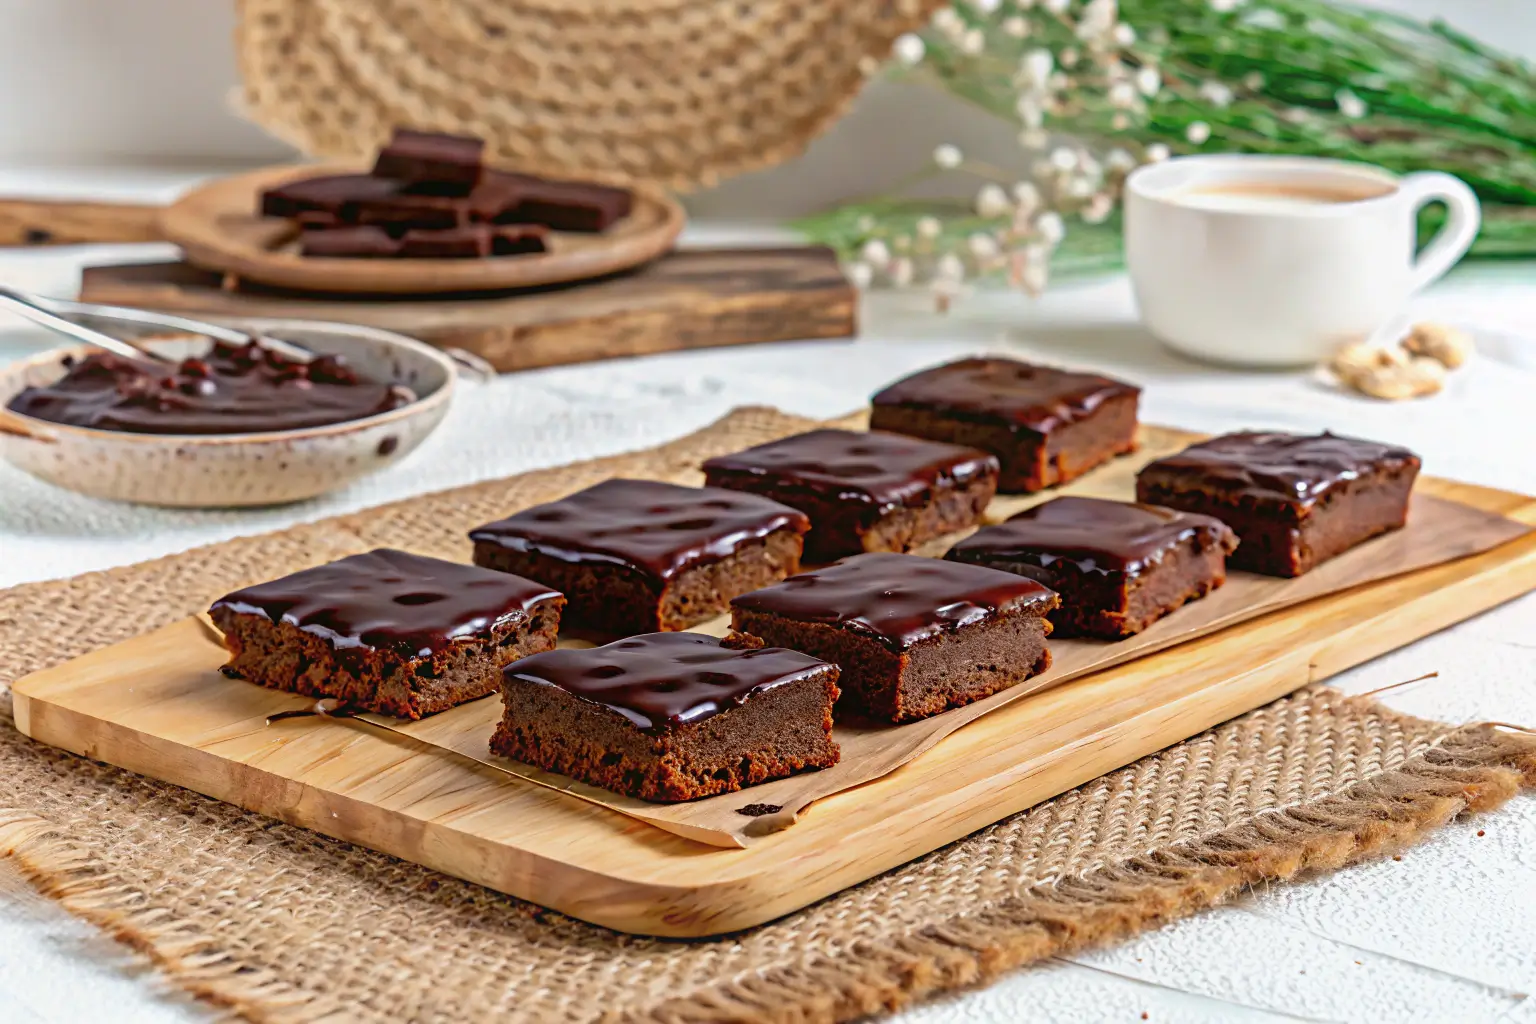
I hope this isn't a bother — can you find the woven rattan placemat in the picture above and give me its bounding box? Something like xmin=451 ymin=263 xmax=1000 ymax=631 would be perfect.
xmin=1 ymin=407 xmax=1532 ymax=1023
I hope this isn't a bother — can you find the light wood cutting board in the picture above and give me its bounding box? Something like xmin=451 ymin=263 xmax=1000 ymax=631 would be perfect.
xmin=12 ymin=426 xmax=1535 ymax=937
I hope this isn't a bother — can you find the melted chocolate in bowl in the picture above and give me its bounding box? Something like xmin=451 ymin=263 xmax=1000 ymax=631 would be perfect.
xmin=6 ymin=339 xmax=416 ymax=435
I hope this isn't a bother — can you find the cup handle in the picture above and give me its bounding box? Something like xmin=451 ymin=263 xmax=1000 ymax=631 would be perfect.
xmin=1400 ymin=171 xmax=1480 ymax=292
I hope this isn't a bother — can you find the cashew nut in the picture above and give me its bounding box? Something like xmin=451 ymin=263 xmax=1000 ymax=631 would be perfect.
xmin=1328 ymin=342 xmax=1408 ymax=384
xmin=1349 ymin=356 xmax=1446 ymax=401
xmin=1403 ymin=321 xmax=1473 ymax=369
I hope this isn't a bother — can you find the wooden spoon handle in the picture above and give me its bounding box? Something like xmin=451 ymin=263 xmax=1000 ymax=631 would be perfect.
xmin=0 ymin=199 xmax=165 ymax=247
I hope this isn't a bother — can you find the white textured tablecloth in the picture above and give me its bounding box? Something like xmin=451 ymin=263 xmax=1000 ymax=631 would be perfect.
xmin=0 ymin=204 xmax=1533 ymax=1022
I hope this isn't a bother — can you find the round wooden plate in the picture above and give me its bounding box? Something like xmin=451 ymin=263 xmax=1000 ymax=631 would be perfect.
xmin=159 ymin=163 xmax=686 ymax=295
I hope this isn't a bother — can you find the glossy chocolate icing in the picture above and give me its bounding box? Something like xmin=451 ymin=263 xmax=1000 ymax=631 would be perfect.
xmin=7 ymin=340 xmax=414 ymax=435
xmin=872 ymin=357 xmax=1140 ymax=436
xmin=1136 ymin=431 xmax=1421 ymax=507
xmin=211 ymin=548 xmax=561 ymax=660
xmin=505 ymin=632 xmax=832 ymax=732
xmin=946 ymin=496 xmax=1236 ymax=577
xmin=730 ymin=552 xmax=1057 ymax=653
xmin=468 ymin=479 xmax=810 ymax=581
xmin=702 ymin=429 xmax=998 ymax=514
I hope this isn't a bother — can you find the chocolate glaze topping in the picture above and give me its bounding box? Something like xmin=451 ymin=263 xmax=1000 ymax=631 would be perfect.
xmin=468 ymin=479 xmax=810 ymax=581
xmin=505 ymin=632 xmax=833 ymax=732
xmin=210 ymin=549 xmax=561 ymax=660
xmin=947 ymin=496 xmax=1237 ymax=577
xmin=731 ymin=552 xmax=1057 ymax=653
xmin=702 ymin=429 xmax=998 ymax=514
xmin=1136 ymin=431 xmax=1421 ymax=506
xmin=872 ymin=357 xmax=1140 ymax=436
xmin=7 ymin=340 xmax=414 ymax=435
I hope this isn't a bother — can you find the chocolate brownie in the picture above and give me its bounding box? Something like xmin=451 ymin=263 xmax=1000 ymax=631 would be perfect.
xmin=946 ymin=496 xmax=1238 ymax=638
xmin=870 ymin=357 xmax=1141 ymax=493
xmin=371 ymin=129 xmax=485 ymax=188
xmin=701 ymin=429 xmax=999 ymax=562
xmin=470 ymin=479 xmax=810 ymax=634
xmin=209 ymin=549 xmax=564 ymax=719
xmin=731 ymin=552 xmax=1058 ymax=722
xmin=491 ymin=632 xmax=839 ymax=802
xmin=1135 ymin=431 xmax=1422 ymax=577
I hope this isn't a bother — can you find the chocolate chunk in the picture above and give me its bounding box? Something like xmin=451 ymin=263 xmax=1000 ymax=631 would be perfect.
xmin=490 ymin=632 xmax=840 ymax=802
xmin=871 ymin=357 xmax=1141 ymax=493
xmin=470 ymin=479 xmax=810 ymax=634
xmin=1135 ymin=431 xmax=1422 ymax=577
xmin=371 ymin=128 xmax=485 ymax=187
xmin=731 ymin=552 xmax=1058 ymax=721
xmin=947 ymin=496 xmax=1238 ymax=638
xmin=345 ymin=172 xmax=524 ymax=230
xmin=209 ymin=549 xmax=565 ymax=719
xmin=300 ymin=225 xmax=404 ymax=258
xmin=399 ymin=224 xmax=494 ymax=258
xmin=702 ymin=428 xmax=998 ymax=561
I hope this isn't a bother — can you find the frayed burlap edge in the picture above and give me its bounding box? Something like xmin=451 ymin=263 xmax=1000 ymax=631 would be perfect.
xmin=1 ymin=718 xmax=1530 ymax=1024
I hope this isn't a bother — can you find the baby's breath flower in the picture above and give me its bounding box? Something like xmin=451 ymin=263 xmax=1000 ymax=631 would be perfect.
xmin=1108 ymin=81 xmax=1139 ymax=109
xmin=1011 ymin=245 xmax=1051 ymax=296
xmin=967 ymin=0 xmax=1002 ymax=12
xmin=960 ymin=28 xmax=987 ymax=55
xmin=1018 ymin=128 xmax=1050 ymax=149
xmin=1243 ymin=71 xmax=1266 ymax=91
xmin=1105 ymin=148 xmax=1137 ymax=173
xmin=1209 ymin=0 xmax=1242 ymax=12
xmin=933 ymin=143 xmax=965 ymax=169
xmin=1002 ymin=15 xmax=1029 ymax=37
xmin=1019 ymin=49 xmax=1054 ymax=89
xmin=1335 ymin=88 xmax=1367 ymax=119
xmin=1012 ymin=181 xmax=1042 ymax=213
xmin=892 ymin=33 xmax=926 ymax=66
xmin=968 ymin=232 xmax=1002 ymax=260
xmin=1060 ymin=47 xmax=1080 ymax=69
xmin=1036 ymin=211 xmax=1066 ymax=246
xmin=860 ymin=239 xmax=891 ymax=268
xmin=932 ymin=7 xmax=964 ymax=36
xmin=1083 ymin=193 xmax=1115 ymax=224
xmin=845 ymin=261 xmax=874 ymax=289
xmin=889 ymin=256 xmax=915 ymax=287
xmin=1111 ymin=112 xmax=1131 ymax=130
xmin=1076 ymin=0 xmax=1118 ymax=40
xmin=1112 ymin=23 xmax=1137 ymax=46
xmin=1049 ymin=146 xmax=1078 ymax=173
xmin=1135 ymin=65 xmax=1161 ymax=97
xmin=1145 ymin=142 xmax=1171 ymax=162
xmin=1064 ymin=175 xmax=1095 ymax=198
xmin=975 ymin=183 xmax=1012 ymax=218
xmin=915 ymin=216 xmax=943 ymax=240
xmin=935 ymin=252 xmax=967 ymax=281
xmin=1185 ymin=121 xmax=1212 ymax=144
xmin=1016 ymin=95 xmax=1046 ymax=128
xmin=1199 ymin=81 xmax=1234 ymax=108
xmin=1049 ymin=71 xmax=1072 ymax=91
xmin=1042 ymin=0 xmax=1070 ymax=14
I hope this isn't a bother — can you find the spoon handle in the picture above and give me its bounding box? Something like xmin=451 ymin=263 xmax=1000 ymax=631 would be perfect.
xmin=0 ymin=287 xmax=164 ymax=362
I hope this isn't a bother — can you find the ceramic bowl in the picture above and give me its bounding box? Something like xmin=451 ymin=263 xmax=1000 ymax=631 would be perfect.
xmin=0 ymin=318 xmax=455 ymax=507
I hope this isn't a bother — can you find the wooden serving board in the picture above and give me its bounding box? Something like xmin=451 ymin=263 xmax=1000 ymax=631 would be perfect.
xmin=77 ymin=248 xmax=858 ymax=373
xmin=12 ymin=426 xmax=1536 ymax=937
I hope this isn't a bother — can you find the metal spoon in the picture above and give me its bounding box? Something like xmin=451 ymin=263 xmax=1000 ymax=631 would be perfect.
xmin=0 ymin=286 xmax=169 ymax=362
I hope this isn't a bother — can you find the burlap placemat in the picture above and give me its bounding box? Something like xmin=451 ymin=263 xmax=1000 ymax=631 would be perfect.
xmin=1 ymin=407 xmax=1533 ymax=1023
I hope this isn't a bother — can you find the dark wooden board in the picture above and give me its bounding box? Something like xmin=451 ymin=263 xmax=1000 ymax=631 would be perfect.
xmin=78 ymin=248 xmax=857 ymax=373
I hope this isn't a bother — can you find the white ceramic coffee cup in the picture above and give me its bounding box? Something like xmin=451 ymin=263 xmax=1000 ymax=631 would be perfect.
xmin=1124 ymin=154 xmax=1480 ymax=367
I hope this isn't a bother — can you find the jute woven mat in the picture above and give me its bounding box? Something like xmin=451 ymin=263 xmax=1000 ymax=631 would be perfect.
xmin=1 ymin=407 xmax=1532 ymax=1023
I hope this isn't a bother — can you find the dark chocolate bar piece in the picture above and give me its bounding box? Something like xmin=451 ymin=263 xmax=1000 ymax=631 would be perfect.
xmin=300 ymin=225 xmax=404 ymax=258
xmin=372 ymin=129 xmax=485 ymax=187
xmin=496 ymin=175 xmax=634 ymax=232
xmin=260 ymin=174 xmax=400 ymax=219
xmin=399 ymin=225 xmax=493 ymax=258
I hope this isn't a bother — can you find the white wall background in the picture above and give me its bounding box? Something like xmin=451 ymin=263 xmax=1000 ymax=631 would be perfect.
xmin=0 ymin=0 xmax=1530 ymax=218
